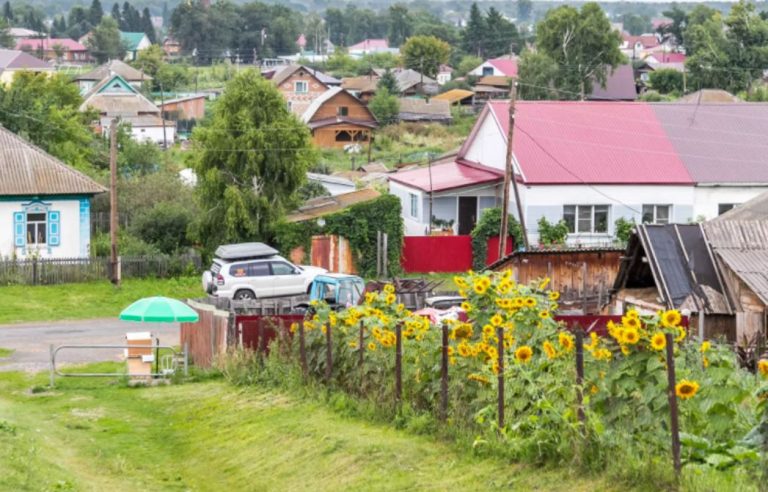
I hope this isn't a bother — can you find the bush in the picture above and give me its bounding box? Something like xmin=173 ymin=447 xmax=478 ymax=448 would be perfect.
xmin=470 ymin=208 xmax=522 ymax=270
xmin=614 ymin=217 xmax=635 ymax=244
xmin=90 ymin=231 xmax=162 ymax=257
xmin=536 ymin=217 xmax=568 ymax=246
xmin=648 ymin=68 xmax=684 ymax=94
xmin=130 ymin=202 xmax=194 ymax=254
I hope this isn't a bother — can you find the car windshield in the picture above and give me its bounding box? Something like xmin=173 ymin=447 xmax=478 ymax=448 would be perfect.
xmin=338 ymin=279 xmax=365 ymax=306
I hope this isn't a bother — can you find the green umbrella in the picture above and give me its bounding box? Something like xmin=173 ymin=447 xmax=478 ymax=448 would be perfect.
xmin=119 ymin=296 xmax=199 ymax=323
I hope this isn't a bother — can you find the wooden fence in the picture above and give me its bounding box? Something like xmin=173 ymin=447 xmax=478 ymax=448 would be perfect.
xmin=181 ymin=300 xmax=231 ymax=367
xmin=0 ymin=254 xmax=201 ymax=286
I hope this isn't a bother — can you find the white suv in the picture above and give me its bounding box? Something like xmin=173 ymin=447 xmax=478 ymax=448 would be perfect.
xmin=202 ymin=243 xmax=326 ymax=300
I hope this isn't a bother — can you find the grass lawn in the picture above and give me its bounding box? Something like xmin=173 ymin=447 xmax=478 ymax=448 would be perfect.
xmin=0 ymin=367 xmax=614 ymax=492
xmin=0 ymin=348 xmax=13 ymax=358
xmin=0 ymin=277 xmax=203 ymax=325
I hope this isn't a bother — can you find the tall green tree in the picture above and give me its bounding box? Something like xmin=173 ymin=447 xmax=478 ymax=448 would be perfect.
xmin=191 ymin=70 xmax=316 ymax=251
xmin=535 ymin=3 xmax=624 ymax=99
xmin=518 ymin=0 xmax=533 ymax=23
xmin=2 ymin=1 xmax=12 ymax=22
xmin=89 ymin=0 xmax=104 ymax=27
xmin=462 ymin=2 xmax=486 ymax=57
xmin=377 ymin=68 xmax=399 ymax=94
xmin=517 ymin=50 xmax=559 ymax=100
xmin=659 ymin=4 xmax=687 ymax=46
xmin=67 ymin=6 xmax=92 ymax=40
xmin=87 ymin=16 xmax=126 ymax=63
xmin=401 ymin=35 xmax=451 ymax=79
xmin=141 ymin=7 xmax=156 ymax=43
xmin=111 ymin=2 xmax=121 ymax=24
xmin=368 ymin=87 xmax=399 ymax=126
xmin=485 ymin=7 xmax=521 ymax=58
xmin=621 ymin=13 xmax=651 ymax=36
xmin=388 ymin=3 xmax=412 ymax=46
xmin=0 ymin=17 xmax=12 ymax=48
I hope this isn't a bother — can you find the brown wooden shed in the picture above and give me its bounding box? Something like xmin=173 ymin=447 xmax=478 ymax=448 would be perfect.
xmin=301 ymin=87 xmax=378 ymax=149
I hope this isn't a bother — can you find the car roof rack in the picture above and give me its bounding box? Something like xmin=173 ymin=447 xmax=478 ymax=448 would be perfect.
xmin=214 ymin=242 xmax=279 ymax=261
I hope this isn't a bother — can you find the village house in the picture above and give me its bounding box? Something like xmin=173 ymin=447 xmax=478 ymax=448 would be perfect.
xmin=347 ymin=39 xmax=398 ymax=57
xmin=437 ymin=64 xmax=453 ymax=85
xmin=301 ymin=87 xmax=378 ymax=148
xmin=0 ymin=126 xmax=105 ymax=259
xmin=469 ymin=57 xmax=518 ymax=78
xmin=341 ymin=74 xmax=379 ymax=103
xmin=269 ymin=64 xmax=340 ymax=116
xmin=16 ymin=38 xmax=90 ymax=63
xmin=0 ymin=49 xmax=53 ymax=84
xmin=162 ymin=37 xmax=181 ymax=57
xmin=80 ymin=73 xmax=175 ymax=144
xmin=397 ymin=97 xmax=452 ymax=124
xmin=73 ymin=59 xmax=151 ymax=94
xmin=159 ymin=94 xmax=206 ymax=122
xmin=121 ymin=32 xmax=152 ymax=61
xmin=389 ymin=100 xmax=768 ymax=243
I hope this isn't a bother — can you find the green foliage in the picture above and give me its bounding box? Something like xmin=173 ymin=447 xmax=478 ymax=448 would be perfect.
xmin=274 ymin=194 xmax=403 ymax=278
xmin=743 ymin=83 xmax=768 ymax=102
xmin=518 ymin=50 xmax=559 ymax=100
xmin=86 ymin=16 xmax=125 ymax=63
xmin=388 ymin=3 xmax=412 ymax=46
xmin=297 ymin=180 xmax=330 ymax=201
xmin=455 ymin=55 xmax=482 ymax=77
xmin=484 ymin=7 xmax=521 ymax=58
xmin=377 ymin=68 xmax=399 ymax=94
xmin=191 ymin=70 xmax=316 ymax=253
xmin=116 ymin=125 xmax=161 ymax=176
xmin=518 ymin=0 xmax=533 ymax=23
xmin=401 ymin=35 xmax=450 ymax=79
xmin=536 ymin=217 xmax=568 ymax=246
xmin=368 ymin=88 xmax=400 ymax=126
xmin=614 ymin=217 xmax=636 ymax=244
xmin=648 ymin=68 xmax=685 ymax=94
xmin=462 ymin=2 xmax=486 ymax=57
xmin=130 ymin=202 xmax=194 ymax=254
xmin=132 ymin=44 xmax=164 ymax=78
xmin=0 ymin=17 xmax=12 ymax=48
xmin=621 ymin=13 xmax=652 ymax=36
xmin=470 ymin=207 xmax=522 ymax=271
xmin=90 ymin=230 xmax=161 ymax=257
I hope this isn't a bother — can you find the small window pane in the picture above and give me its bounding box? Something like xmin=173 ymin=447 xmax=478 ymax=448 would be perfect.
xmin=338 ymin=106 xmax=348 ymax=116
xmin=563 ymin=206 xmax=576 ymax=233
xmin=656 ymin=205 xmax=670 ymax=224
xmin=718 ymin=203 xmax=736 ymax=215
xmin=248 ymin=262 xmax=271 ymax=277
xmin=594 ymin=206 xmax=609 ymax=233
xmin=577 ymin=206 xmax=592 ymax=233
xmin=230 ymin=263 xmax=248 ymax=277
xmin=641 ymin=205 xmax=654 ymax=224
xmin=28 ymin=213 xmax=46 ymax=222
xmin=37 ymin=223 xmax=46 ymax=243
xmin=271 ymin=262 xmax=295 ymax=275
xmin=409 ymin=194 xmax=418 ymax=218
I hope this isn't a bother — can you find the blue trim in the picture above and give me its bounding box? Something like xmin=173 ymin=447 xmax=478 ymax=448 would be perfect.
xmin=0 ymin=194 xmax=96 ymax=202
xmin=48 ymin=210 xmax=60 ymax=247
xmin=79 ymin=198 xmax=90 ymax=257
xmin=13 ymin=212 xmax=25 ymax=247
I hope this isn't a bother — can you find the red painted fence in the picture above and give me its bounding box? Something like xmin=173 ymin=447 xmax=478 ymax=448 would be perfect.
xmin=401 ymin=235 xmax=515 ymax=273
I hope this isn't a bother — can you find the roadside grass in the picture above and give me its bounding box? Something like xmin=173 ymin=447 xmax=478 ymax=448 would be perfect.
xmin=0 ymin=367 xmax=616 ymax=492
xmin=0 ymin=277 xmax=202 ymax=325
xmin=0 ymin=348 xmax=13 ymax=358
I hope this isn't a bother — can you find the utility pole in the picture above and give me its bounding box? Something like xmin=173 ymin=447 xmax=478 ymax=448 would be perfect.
xmin=160 ymin=81 xmax=167 ymax=150
xmin=499 ymin=81 xmax=529 ymax=258
xmin=109 ymin=118 xmax=120 ymax=287
xmin=428 ymin=153 xmax=434 ymax=235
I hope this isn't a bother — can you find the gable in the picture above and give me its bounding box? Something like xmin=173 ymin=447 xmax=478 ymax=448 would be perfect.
xmin=96 ymin=75 xmax=137 ymax=95
xmin=278 ymin=68 xmax=328 ymax=93
xmin=459 ymin=106 xmax=506 ymax=171
xmin=308 ymin=90 xmax=374 ymax=123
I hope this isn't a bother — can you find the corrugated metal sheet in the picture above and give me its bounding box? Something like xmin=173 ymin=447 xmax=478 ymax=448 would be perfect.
xmin=74 ymin=59 xmax=151 ymax=82
xmin=0 ymin=126 xmax=106 ymax=196
xmin=286 ymin=188 xmax=381 ymax=222
xmin=81 ymin=94 xmax=160 ymax=116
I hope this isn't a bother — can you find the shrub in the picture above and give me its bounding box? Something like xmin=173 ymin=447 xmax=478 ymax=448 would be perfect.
xmin=470 ymin=208 xmax=522 ymax=270
xmin=648 ymin=68 xmax=684 ymax=94
xmin=130 ymin=202 xmax=194 ymax=254
xmin=614 ymin=217 xmax=635 ymax=244
xmin=536 ymin=217 xmax=568 ymax=246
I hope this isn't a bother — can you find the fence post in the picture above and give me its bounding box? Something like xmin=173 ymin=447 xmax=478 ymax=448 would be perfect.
xmin=395 ymin=323 xmax=402 ymax=404
xmin=49 ymin=344 xmax=55 ymax=387
xmin=440 ymin=323 xmax=449 ymax=421
xmin=298 ymin=321 xmax=308 ymax=378
xmin=325 ymin=323 xmax=333 ymax=383
xmin=496 ymin=326 xmax=504 ymax=430
xmin=183 ymin=342 xmax=189 ymax=376
xmin=32 ymin=257 xmax=38 ymax=286
xmin=665 ymin=332 xmax=682 ymax=476
xmin=575 ymin=328 xmax=586 ymax=429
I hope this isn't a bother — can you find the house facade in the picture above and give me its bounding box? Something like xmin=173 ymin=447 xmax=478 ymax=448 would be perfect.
xmin=271 ymin=65 xmax=340 ymax=116
xmin=73 ymin=59 xmax=151 ymax=94
xmin=469 ymin=57 xmax=518 ymax=78
xmin=390 ymin=100 xmax=768 ymax=244
xmin=121 ymin=32 xmax=151 ymax=61
xmin=16 ymin=38 xmax=90 ymax=63
xmin=302 ymin=87 xmax=378 ymax=148
xmin=0 ymin=49 xmax=53 ymax=85
xmin=0 ymin=127 xmax=105 ymax=259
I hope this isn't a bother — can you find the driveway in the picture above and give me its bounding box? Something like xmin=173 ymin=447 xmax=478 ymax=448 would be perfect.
xmin=0 ymin=319 xmax=179 ymax=372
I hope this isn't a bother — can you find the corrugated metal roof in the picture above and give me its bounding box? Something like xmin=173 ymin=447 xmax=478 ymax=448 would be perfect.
xmin=712 ymin=191 xmax=768 ymax=221
xmin=389 ymin=161 xmax=502 ymax=193
xmin=74 ymin=60 xmax=151 ymax=82
xmin=286 ymin=188 xmax=381 ymax=222
xmin=398 ymin=98 xmax=451 ymax=117
xmin=433 ymin=89 xmax=474 ymax=104
xmin=273 ymin=65 xmax=339 ymax=88
xmin=0 ymin=126 xmax=106 ymax=196
xmin=82 ymin=93 xmax=160 ymax=116
xmin=0 ymin=49 xmax=51 ymax=70
xmin=488 ymin=58 xmax=518 ymax=77
xmin=588 ymin=64 xmax=637 ymax=101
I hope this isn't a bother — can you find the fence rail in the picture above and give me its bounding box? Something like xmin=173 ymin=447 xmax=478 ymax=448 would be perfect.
xmin=0 ymin=254 xmax=201 ymax=286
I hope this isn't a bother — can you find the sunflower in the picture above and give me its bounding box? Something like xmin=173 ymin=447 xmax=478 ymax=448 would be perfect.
xmin=538 ymin=277 xmax=551 ymax=290
xmin=491 ymin=361 xmax=500 ymax=375
xmin=523 ymin=297 xmax=537 ymax=308
xmin=485 ymin=345 xmax=498 ymax=360
xmin=290 ymin=322 xmax=298 ymax=333
xmin=454 ymin=276 xmax=468 ymax=289
xmin=543 ymin=340 xmax=557 ymax=359
xmin=584 ymin=332 xmax=599 ymax=351
xmin=622 ymin=327 xmax=640 ymax=345
xmin=548 ymin=291 xmax=560 ymax=301
xmin=367 ymin=342 xmax=377 ymax=351
xmin=675 ymin=379 xmax=700 ymax=400
xmin=512 ymin=297 xmax=525 ymax=308
xmin=482 ymin=324 xmax=495 ymax=337
xmin=594 ymin=348 xmax=613 ymax=361
xmin=348 ymin=341 xmax=358 ymax=349
xmin=625 ymin=309 xmax=639 ymax=320
xmin=622 ymin=316 xmax=641 ymax=330
xmin=490 ymin=314 xmax=504 ymax=327
xmin=383 ymin=283 xmax=395 ymax=294
xmin=467 ymin=373 xmax=490 ymax=384
xmin=473 ymin=282 xmax=488 ymax=295
xmin=515 ymin=345 xmax=533 ymax=363
xmin=650 ymin=332 xmax=667 ymax=351
xmin=558 ymin=332 xmax=575 ymax=352
xmin=457 ymin=342 xmax=472 ymax=357
xmin=621 ymin=345 xmax=630 ymax=356
xmin=539 ymin=310 xmax=551 ymax=320
xmin=452 ymin=323 xmax=473 ymax=339
xmin=661 ymin=309 xmax=682 ymax=328
xmin=702 ymin=356 xmax=709 ymax=368
xmin=590 ymin=384 xmax=598 ymax=395
xmin=758 ymin=359 xmax=768 ymax=377
xmin=700 ymin=341 xmax=711 ymax=353
xmin=497 ymin=281 xmax=512 ymax=294
xmin=460 ymin=301 xmax=472 ymax=313
xmin=675 ymin=327 xmax=687 ymax=343
xmin=372 ymin=327 xmax=383 ymax=338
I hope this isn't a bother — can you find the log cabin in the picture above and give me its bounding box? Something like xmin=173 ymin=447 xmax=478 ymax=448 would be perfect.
xmin=301 ymin=87 xmax=378 ymax=149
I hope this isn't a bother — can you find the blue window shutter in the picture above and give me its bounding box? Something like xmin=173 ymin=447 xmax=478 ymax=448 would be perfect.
xmin=13 ymin=212 xmax=25 ymax=247
xmin=48 ymin=211 xmax=60 ymax=247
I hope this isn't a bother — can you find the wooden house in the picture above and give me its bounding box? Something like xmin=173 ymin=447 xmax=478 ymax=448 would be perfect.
xmin=301 ymin=87 xmax=377 ymax=149
xmin=271 ymin=64 xmax=340 ymax=116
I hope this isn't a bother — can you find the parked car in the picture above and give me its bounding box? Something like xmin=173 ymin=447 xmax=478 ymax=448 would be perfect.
xmin=202 ymin=242 xmax=326 ymax=300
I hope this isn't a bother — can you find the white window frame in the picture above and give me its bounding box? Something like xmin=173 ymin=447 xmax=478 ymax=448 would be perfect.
xmin=409 ymin=193 xmax=418 ymax=219
xmin=642 ymin=204 xmax=672 ymax=224
xmin=563 ymin=205 xmax=610 ymax=234
xmin=26 ymin=209 xmax=47 ymax=246
xmin=294 ymin=80 xmax=308 ymax=93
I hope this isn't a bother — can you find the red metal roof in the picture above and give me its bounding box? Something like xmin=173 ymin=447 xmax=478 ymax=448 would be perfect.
xmin=648 ymin=52 xmax=686 ymax=64
xmin=389 ymin=161 xmax=502 ymax=192
xmin=348 ymin=39 xmax=389 ymax=51
xmin=487 ymin=101 xmax=693 ymax=185
xmin=489 ymin=58 xmax=518 ymax=77
xmin=16 ymin=38 xmax=87 ymax=51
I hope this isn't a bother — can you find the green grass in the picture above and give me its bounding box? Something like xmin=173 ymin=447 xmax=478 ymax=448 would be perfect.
xmin=0 ymin=277 xmax=203 ymax=325
xmin=0 ymin=348 xmax=13 ymax=358
xmin=0 ymin=367 xmax=615 ymax=492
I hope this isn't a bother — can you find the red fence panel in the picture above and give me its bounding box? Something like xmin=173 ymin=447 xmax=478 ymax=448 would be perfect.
xmin=557 ymin=315 xmax=690 ymax=337
xmin=401 ymin=235 xmax=473 ymax=273
xmin=485 ymin=236 xmax=514 ymax=266
xmin=236 ymin=314 xmax=305 ymax=353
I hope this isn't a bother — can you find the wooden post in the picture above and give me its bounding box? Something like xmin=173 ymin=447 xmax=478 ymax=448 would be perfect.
xmin=358 ymin=320 xmax=365 ymax=368
xmin=440 ymin=323 xmax=449 ymax=421
xmin=575 ymin=328 xmax=586 ymax=428
xmin=499 ymin=81 xmax=528 ymax=256
xmin=665 ymin=332 xmax=682 ymax=476
xmin=395 ymin=323 xmax=402 ymax=404
xmin=109 ymin=118 xmax=120 ymax=286
xmin=496 ymin=326 xmax=505 ymax=429
xmin=298 ymin=321 xmax=308 ymax=378
xmin=325 ymin=323 xmax=333 ymax=383
xmin=376 ymin=231 xmax=382 ymax=278
xmin=383 ymin=233 xmax=389 ymax=278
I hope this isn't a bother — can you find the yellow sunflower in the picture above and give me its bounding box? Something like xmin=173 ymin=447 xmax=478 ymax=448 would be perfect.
xmin=367 ymin=342 xmax=377 ymax=351
xmin=490 ymin=314 xmax=504 ymax=326
xmin=457 ymin=342 xmax=472 ymax=357
xmin=650 ymin=332 xmax=667 ymax=351
xmin=385 ymin=293 xmax=397 ymax=305
xmin=473 ymin=282 xmax=488 ymax=295
xmin=622 ymin=327 xmax=640 ymax=345
xmin=482 ymin=324 xmax=494 ymax=337
xmin=622 ymin=316 xmax=641 ymax=330
xmin=515 ymin=345 xmax=533 ymax=363
xmin=548 ymin=291 xmax=560 ymax=301
xmin=452 ymin=323 xmax=473 ymax=339
xmin=383 ymin=283 xmax=395 ymax=294
xmin=700 ymin=341 xmax=711 ymax=353
xmin=539 ymin=310 xmax=551 ymax=320
xmin=758 ymin=359 xmax=768 ymax=377
xmin=621 ymin=345 xmax=630 ymax=356
xmin=675 ymin=327 xmax=687 ymax=343
xmin=543 ymin=340 xmax=557 ymax=359
xmin=675 ymin=379 xmax=700 ymax=400
xmin=467 ymin=373 xmax=490 ymax=384
xmin=454 ymin=276 xmax=468 ymax=289
xmin=702 ymin=356 xmax=709 ymax=368
xmin=625 ymin=309 xmax=639 ymax=320
xmin=661 ymin=309 xmax=682 ymax=328
xmin=558 ymin=332 xmax=575 ymax=352
xmin=523 ymin=297 xmax=537 ymax=308
xmin=460 ymin=301 xmax=472 ymax=313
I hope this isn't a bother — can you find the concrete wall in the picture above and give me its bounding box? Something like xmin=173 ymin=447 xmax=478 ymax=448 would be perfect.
xmin=693 ymin=185 xmax=768 ymax=221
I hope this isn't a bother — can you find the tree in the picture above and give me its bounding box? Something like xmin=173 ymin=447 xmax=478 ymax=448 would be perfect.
xmin=456 ymin=55 xmax=482 ymax=76
xmin=0 ymin=17 xmax=12 ymax=49
xmin=2 ymin=1 xmax=12 ymax=22
xmin=368 ymin=87 xmax=400 ymax=126
xmin=648 ymin=68 xmax=684 ymax=94
xmin=517 ymin=50 xmax=558 ymax=100
xmin=141 ymin=7 xmax=156 ymax=44
xmin=377 ymin=68 xmax=398 ymax=94
xmin=401 ymin=35 xmax=450 ymax=79
xmin=388 ymin=3 xmax=412 ymax=47
xmin=133 ymin=44 xmax=164 ymax=77
xmin=87 ymin=17 xmax=126 ymax=63
xmin=89 ymin=0 xmax=104 ymax=27
xmin=518 ymin=0 xmax=533 ymax=23
xmin=161 ymin=2 xmax=169 ymax=28
xmin=191 ymin=70 xmax=316 ymax=251
xmin=462 ymin=3 xmax=486 ymax=56
xmin=67 ymin=6 xmax=92 ymax=40
xmin=484 ymin=7 xmax=521 ymax=58
xmin=659 ymin=4 xmax=687 ymax=46
xmin=535 ymin=3 xmax=625 ymax=99
xmin=155 ymin=63 xmax=189 ymax=91
xmin=111 ymin=2 xmax=121 ymax=24
xmin=621 ymin=13 xmax=651 ymax=36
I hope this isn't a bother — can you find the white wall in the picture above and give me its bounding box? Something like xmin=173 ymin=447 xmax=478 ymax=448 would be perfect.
xmin=389 ymin=182 xmax=426 ymax=236
xmin=132 ymin=125 xmax=176 ymax=145
xmin=0 ymin=198 xmax=90 ymax=259
xmin=469 ymin=62 xmax=499 ymax=77
xmin=461 ymin=111 xmax=507 ymax=171
xmin=693 ymin=185 xmax=768 ymax=221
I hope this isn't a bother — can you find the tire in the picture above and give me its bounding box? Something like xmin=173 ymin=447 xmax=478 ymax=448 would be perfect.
xmin=233 ymin=289 xmax=256 ymax=300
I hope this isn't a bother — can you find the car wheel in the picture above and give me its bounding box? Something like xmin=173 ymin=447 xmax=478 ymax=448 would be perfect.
xmin=234 ymin=289 xmax=256 ymax=300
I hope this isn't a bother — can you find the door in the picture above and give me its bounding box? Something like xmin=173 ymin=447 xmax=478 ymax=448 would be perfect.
xmin=270 ymin=261 xmax=301 ymax=296
xmin=458 ymin=196 xmax=478 ymax=235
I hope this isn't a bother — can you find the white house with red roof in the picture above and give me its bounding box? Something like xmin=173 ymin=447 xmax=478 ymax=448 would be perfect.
xmin=348 ymin=39 xmax=398 ymax=57
xmin=390 ymin=100 xmax=768 ymax=245
xmin=469 ymin=57 xmax=518 ymax=78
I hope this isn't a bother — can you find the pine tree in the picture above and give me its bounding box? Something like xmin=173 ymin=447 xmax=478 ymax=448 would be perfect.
xmin=2 ymin=1 xmax=12 ymax=22
xmin=462 ymin=3 xmax=486 ymax=57
xmin=141 ymin=7 xmax=155 ymax=43
xmin=111 ymin=3 xmax=121 ymax=26
xmin=161 ymin=2 xmax=169 ymax=29
xmin=89 ymin=0 xmax=104 ymax=27
xmin=377 ymin=68 xmax=399 ymax=94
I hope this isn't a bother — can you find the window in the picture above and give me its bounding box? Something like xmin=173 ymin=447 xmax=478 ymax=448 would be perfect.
xmin=718 ymin=203 xmax=737 ymax=215
xmin=270 ymin=262 xmax=296 ymax=275
xmin=337 ymin=106 xmax=348 ymax=116
xmin=642 ymin=204 xmax=671 ymax=224
xmin=482 ymin=66 xmax=494 ymax=76
xmin=409 ymin=193 xmax=418 ymax=218
xmin=335 ymin=130 xmax=352 ymax=142
xmin=294 ymin=80 xmax=308 ymax=93
xmin=563 ymin=205 xmax=609 ymax=234
xmin=230 ymin=262 xmax=270 ymax=277
xmin=26 ymin=212 xmax=47 ymax=245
